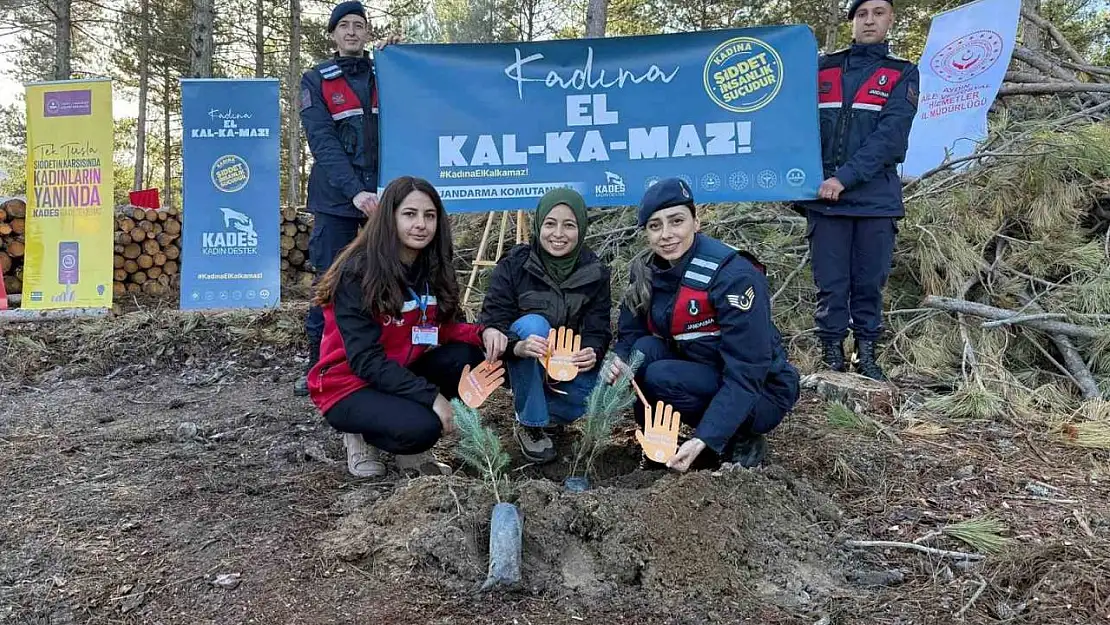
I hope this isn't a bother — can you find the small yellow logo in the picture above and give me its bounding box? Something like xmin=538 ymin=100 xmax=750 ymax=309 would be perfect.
xmin=704 ymin=37 xmax=784 ymax=113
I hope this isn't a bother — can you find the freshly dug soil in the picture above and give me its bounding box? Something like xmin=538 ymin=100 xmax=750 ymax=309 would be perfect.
xmin=323 ymin=466 xmax=845 ymax=616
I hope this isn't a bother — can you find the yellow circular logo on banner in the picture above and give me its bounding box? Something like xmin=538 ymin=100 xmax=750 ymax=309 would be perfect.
xmin=704 ymin=37 xmax=784 ymax=113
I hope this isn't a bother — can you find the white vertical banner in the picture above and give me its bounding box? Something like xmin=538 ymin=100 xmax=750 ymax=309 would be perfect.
xmin=901 ymin=0 xmax=1021 ymax=177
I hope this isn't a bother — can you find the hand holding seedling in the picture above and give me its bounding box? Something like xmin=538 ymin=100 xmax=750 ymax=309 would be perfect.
xmin=458 ymin=360 xmax=505 ymax=408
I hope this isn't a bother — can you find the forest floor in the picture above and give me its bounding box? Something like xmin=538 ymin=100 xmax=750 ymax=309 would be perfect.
xmin=1 ymin=305 xmax=1107 ymax=625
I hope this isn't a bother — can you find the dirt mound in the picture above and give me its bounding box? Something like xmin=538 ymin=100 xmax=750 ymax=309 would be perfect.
xmin=322 ymin=466 xmax=845 ymax=615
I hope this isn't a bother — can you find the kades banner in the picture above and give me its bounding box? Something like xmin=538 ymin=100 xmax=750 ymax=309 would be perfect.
xmin=375 ymin=26 xmax=823 ymax=212
xmin=179 ymin=78 xmax=281 ymax=310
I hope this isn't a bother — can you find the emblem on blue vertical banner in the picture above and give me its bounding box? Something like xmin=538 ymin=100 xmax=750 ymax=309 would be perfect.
xmin=179 ymin=78 xmax=281 ymax=310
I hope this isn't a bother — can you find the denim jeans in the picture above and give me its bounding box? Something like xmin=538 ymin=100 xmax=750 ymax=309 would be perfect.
xmin=507 ymin=314 xmax=599 ymax=427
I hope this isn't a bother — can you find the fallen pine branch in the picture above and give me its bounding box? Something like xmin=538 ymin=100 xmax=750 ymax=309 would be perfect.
xmin=771 ymin=250 xmax=810 ymax=304
xmin=922 ymin=296 xmax=1108 ymax=340
xmin=1018 ymin=294 xmax=1103 ymax=400
xmin=902 ymin=150 xmax=1043 ymax=192
xmin=1011 ymin=45 xmax=1095 ymax=85
xmin=999 ymin=82 xmax=1110 ymax=96
xmin=844 ymin=539 xmax=986 ymax=561
xmin=1020 ymin=8 xmax=1099 ymax=76
xmin=980 ymin=312 xmax=1067 ymax=328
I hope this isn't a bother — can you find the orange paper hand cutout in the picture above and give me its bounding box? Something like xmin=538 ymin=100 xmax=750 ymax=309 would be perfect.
xmin=543 ymin=326 xmax=580 ymax=382
xmin=458 ymin=360 xmax=505 ymax=408
xmin=635 ymin=400 xmax=681 ymax=464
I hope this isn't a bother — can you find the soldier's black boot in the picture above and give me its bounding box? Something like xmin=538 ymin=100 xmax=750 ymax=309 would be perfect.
xmin=853 ymin=339 xmax=887 ymax=381
xmin=730 ymin=433 xmax=768 ymax=468
xmin=294 ymin=340 xmax=321 ymax=397
xmin=821 ymin=340 xmax=847 ymax=372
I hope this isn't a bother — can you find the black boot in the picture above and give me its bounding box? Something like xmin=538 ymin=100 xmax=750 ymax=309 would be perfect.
xmin=729 ymin=434 xmax=768 ymax=468
xmin=821 ymin=340 xmax=847 ymax=372
xmin=853 ymin=339 xmax=887 ymax=381
xmin=294 ymin=339 xmax=321 ymax=397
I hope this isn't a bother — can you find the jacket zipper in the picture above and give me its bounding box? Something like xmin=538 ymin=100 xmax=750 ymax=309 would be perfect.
xmin=833 ymin=54 xmax=852 ymax=169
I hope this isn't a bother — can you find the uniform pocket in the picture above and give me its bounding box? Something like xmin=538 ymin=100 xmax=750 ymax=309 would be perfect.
xmin=339 ymin=123 xmax=359 ymax=156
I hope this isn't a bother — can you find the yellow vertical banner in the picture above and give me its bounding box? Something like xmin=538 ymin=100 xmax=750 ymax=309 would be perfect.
xmin=23 ymin=78 xmax=114 ymax=309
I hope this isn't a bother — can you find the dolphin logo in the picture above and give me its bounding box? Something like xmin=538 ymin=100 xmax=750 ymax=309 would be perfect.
xmin=219 ymin=207 xmax=257 ymax=238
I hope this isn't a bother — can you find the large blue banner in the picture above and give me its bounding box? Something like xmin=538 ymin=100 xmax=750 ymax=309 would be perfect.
xmin=179 ymin=79 xmax=281 ymax=309
xmin=376 ymin=26 xmax=822 ymax=212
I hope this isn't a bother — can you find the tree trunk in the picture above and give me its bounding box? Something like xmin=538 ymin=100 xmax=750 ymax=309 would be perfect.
xmin=134 ymin=0 xmax=151 ymax=191
xmin=287 ymin=0 xmax=302 ymax=208
xmin=53 ymin=0 xmax=72 ymax=80
xmin=825 ymin=0 xmax=840 ymax=52
xmin=255 ymin=0 xmax=265 ymax=77
xmin=585 ymin=0 xmax=608 ymax=37
xmin=189 ymin=0 xmax=215 ymax=77
xmin=1021 ymin=0 xmax=1043 ymax=52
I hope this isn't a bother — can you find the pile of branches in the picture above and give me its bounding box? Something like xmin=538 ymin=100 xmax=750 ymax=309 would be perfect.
xmin=1001 ymin=8 xmax=1110 ymax=112
xmin=889 ymin=120 xmax=1110 ymax=417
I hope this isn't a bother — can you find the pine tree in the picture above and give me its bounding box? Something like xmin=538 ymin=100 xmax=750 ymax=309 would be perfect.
xmin=451 ymin=398 xmax=511 ymax=502
xmin=568 ymin=349 xmax=645 ymax=482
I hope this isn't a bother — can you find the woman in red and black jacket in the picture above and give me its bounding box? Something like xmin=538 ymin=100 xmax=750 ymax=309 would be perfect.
xmin=308 ymin=176 xmax=509 ymax=478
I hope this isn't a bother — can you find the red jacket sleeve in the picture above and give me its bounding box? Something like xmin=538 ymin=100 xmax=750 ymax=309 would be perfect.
xmin=440 ymin=321 xmax=484 ymax=347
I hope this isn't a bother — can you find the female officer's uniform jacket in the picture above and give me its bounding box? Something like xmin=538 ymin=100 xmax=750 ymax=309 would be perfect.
xmin=613 ymin=233 xmax=797 ymax=453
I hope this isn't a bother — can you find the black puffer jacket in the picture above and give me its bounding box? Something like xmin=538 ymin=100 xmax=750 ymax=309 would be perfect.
xmin=479 ymin=244 xmax=612 ymax=362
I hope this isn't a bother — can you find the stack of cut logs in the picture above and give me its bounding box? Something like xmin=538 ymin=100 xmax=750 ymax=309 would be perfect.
xmin=281 ymin=206 xmax=314 ymax=284
xmin=113 ymin=205 xmax=181 ymax=298
xmin=1 ymin=198 xmax=315 ymax=301
xmin=0 ymin=198 xmax=25 ymax=295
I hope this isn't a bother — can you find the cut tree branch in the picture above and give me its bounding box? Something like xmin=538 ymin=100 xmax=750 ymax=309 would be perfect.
xmin=845 ymin=540 xmax=986 ymax=561
xmin=1011 ymin=45 xmax=1088 ymax=84
xmin=999 ymin=83 xmax=1110 ymax=96
xmin=921 ymin=296 xmax=1108 ymax=340
xmin=1018 ymin=295 xmax=1103 ymax=400
xmin=1020 ymin=8 xmax=1093 ymax=72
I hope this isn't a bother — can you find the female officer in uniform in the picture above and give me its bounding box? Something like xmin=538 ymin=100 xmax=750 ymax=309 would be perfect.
xmin=605 ymin=178 xmax=800 ymax=471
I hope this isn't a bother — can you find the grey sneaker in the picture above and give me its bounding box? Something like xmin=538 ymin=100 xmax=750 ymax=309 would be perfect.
xmin=515 ymin=424 xmax=557 ymax=464
xmin=343 ymin=433 xmax=386 ymax=478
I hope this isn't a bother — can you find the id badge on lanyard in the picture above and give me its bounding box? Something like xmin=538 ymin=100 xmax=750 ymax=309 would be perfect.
xmin=409 ymin=285 xmax=439 ymax=346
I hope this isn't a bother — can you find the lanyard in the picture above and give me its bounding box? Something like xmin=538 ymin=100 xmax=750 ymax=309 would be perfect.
xmin=407 ymin=283 xmax=431 ymax=324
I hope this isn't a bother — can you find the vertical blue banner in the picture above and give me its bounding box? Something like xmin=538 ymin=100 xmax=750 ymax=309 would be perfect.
xmin=376 ymin=26 xmax=822 ymax=213
xmin=179 ymin=78 xmax=281 ymax=309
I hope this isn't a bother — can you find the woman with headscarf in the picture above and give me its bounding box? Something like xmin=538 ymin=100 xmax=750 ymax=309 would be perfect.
xmin=479 ymin=188 xmax=613 ymax=464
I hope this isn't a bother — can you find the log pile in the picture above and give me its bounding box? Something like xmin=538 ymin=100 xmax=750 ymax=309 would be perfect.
xmin=113 ymin=205 xmax=181 ymax=298
xmin=0 ymin=198 xmax=26 ymax=295
xmin=1 ymin=198 xmax=316 ymax=301
xmin=281 ymin=206 xmax=314 ymax=285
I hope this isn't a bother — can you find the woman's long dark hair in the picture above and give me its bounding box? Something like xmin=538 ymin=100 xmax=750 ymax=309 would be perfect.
xmin=313 ymin=176 xmax=462 ymax=322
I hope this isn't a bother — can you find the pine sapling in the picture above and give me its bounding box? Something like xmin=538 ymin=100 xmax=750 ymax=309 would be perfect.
xmin=568 ymin=350 xmax=646 ymax=483
xmin=451 ymin=398 xmax=510 ymax=502
xmin=450 ymin=398 xmax=522 ymax=591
